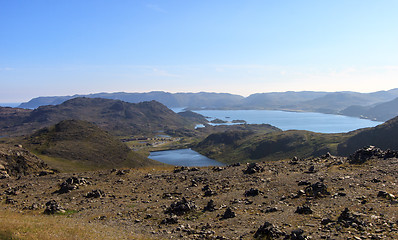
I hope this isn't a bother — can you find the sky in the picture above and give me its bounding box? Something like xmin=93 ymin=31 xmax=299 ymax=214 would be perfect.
xmin=1 ymin=0 xmax=398 ymax=102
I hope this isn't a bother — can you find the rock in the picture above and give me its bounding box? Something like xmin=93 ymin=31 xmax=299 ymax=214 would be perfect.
xmin=245 ymin=188 xmax=261 ymax=197
xmin=44 ymin=200 xmax=65 ymax=214
xmin=290 ymin=156 xmax=299 ymax=165
xmin=337 ymin=208 xmax=366 ymax=230
xmin=55 ymin=177 xmax=90 ymax=194
xmin=243 ymin=163 xmax=264 ymax=174
xmin=212 ymin=166 xmax=224 ymax=172
xmin=377 ymin=191 xmax=396 ymax=200
xmin=305 ymin=165 xmax=315 ymax=173
xmin=203 ymin=200 xmax=217 ymax=212
xmin=204 ymin=189 xmax=217 ymax=197
xmin=173 ymin=166 xmax=188 ymax=173
xmin=295 ymin=205 xmax=313 ymax=214
xmin=321 ymin=218 xmax=333 ymax=225
xmin=221 ymin=207 xmax=236 ymax=219
xmin=263 ymin=207 xmax=278 ymax=213
xmin=116 ymin=169 xmax=129 ymax=175
xmin=254 ymin=221 xmax=284 ymax=239
xmin=297 ymin=180 xmax=311 ymax=186
xmin=85 ymin=189 xmax=105 ymax=198
xmin=349 ymin=146 xmax=398 ymax=164
xmin=161 ymin=215 xmax=179 ymax=224
xmin=164 ymin=197 xmax=197 ymax=216
xmin=305 ymin=182 xmax=330 ymax=198
xmin=286 ymin=229 xmax=308 ymax=240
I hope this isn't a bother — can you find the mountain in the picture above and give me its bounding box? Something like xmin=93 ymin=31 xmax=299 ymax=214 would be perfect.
xmin=240 ymin=91 xmax=329 ymax=109
xmin=18 ymin=89 xmax=398 ymax=117
xmin=337 ymin=115 xmax=398 ymax=156
xmin=18 ymin=91 xmax=245 ymax=109
xmin=340 ymin=97 xmax=398 ymax=121
xmin=24 ymin=120 xmax=160 ymax=171
xmin=0 ymin=97 xmax=195 ymax=137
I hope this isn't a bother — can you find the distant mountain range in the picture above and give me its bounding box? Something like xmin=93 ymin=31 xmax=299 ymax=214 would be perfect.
xmin=0 ymin=97 xmax=198 ymax=137
xmin=18 ymin=89 xmax=398 ymax=121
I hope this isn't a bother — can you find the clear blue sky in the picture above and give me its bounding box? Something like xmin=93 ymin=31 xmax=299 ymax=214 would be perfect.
xmin=1 ymin=0 xmax=398 ymax=102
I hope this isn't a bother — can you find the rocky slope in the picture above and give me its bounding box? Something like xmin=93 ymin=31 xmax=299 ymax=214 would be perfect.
xmin=0 ymin=143 xmax=50 ymax=178
xmin=1 ymin=149 xmax=397 ymax=239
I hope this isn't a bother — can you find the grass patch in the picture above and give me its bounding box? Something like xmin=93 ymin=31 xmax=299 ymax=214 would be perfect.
xmin=0 ymin=208 xmax=150 ymax=240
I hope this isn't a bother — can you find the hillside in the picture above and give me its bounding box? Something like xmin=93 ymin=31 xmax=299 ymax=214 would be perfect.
xmin=337 ymin=115 xmax=398 ymax=156
xmin=0 ymin=143 xmax=50 ymax=177
xmin=340 ymin=97 xmax=398 ymax=121
xmin=194 ymin=128 xmax=348 ymax=164
xmin=0 ymin=97 xmax=195 ymax=137
xmin=24 ymin=120 xmax=160 ymax=171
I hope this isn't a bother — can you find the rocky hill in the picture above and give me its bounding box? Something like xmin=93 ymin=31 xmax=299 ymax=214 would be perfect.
xmin=338 ymin=115 xmax=398 ymax=156
xmin=24 ymin=120 xmax=160 ymax=171
xmin=0 ymin=143 xmax=50 ymax=178
xmin=0 ymin=97 xmax=195 ymax=137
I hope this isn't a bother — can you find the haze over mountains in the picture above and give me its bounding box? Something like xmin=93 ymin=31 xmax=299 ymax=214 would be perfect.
xmin=18 ymin=89 xmax=398 ymax=121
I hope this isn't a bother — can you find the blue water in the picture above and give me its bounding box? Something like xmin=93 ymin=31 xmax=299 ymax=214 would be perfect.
xmin=149 ymin=148 xmax=224 ymax=167
xmin=0 ymin=103 xmax=20 ymax=108
xmin=192 ymin=109 xmax=382 ymax=133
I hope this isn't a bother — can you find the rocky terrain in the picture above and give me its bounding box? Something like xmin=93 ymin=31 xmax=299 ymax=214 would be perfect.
xmin=1 ymin=147 xmax=397 ymax=239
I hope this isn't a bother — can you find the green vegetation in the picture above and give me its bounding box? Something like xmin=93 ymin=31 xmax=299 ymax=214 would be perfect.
xmin=194 ymin=129 xmax=350 ymax=164
xmin=23 ymin=120 xmax=161 ymax=172
xmin=338 ymin=115 xmax=398 ymax=156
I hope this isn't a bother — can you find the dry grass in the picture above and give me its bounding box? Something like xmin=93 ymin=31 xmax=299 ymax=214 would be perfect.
xmin=0 ymin=208 xmax=151 ymax=240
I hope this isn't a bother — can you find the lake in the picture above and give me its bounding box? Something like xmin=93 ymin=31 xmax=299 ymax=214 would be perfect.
xmin=149 ymin=148 xmax=224 ymax=167
xmin=191 ymin=109 xmax=383 ymax=133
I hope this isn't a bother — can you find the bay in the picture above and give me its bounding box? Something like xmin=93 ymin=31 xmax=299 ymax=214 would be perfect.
xmin=192 ymin=109 xmax=382 ymax=133
xmin=149 ymin=148 xmax=224 ymax=167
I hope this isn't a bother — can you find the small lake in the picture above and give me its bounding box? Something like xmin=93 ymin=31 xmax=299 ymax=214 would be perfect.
xmin=149 ymin=148 xmax=224 ymax=167
xmin=191 ymin=109 xmax=383 ymax=133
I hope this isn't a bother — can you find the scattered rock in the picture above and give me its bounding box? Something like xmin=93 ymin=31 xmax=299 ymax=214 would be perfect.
xmin=243 ymin=163 xmax=264 ymax=174
xmin=337 ymin=208 xmax=366 ymax=230
xmin=244 ymin=188 xmax=261 ymax=197
xmin=254 ymin=221 xmax=284 ymax=239
xmin=286 ymin=229 xmax=309 ymax=240
xmin=44 ymin=200 xmax=65 ymax=214
xmin=295 ymin=205 xmax=313 ymax=214
xmin=305 ymin=182 xmax=330 ymax=198
xmin=203 ymin=200 xmax=217 ymax=212
xmin=221 ymin=207 xmax=236 ymax=219
xmin=161 ymin=215 xmax=179 ymax=224
xmin=55 ymin=177 xmax=90 ymax=194
xmin=377 ymin=191 xmax=396 ymax=200
xmin=349 ymin=146 xmax=398 ymax=164
xmin=85 ymin=189 xmax=105 ymax=198
xmin=165 ymin=197 xmax=197 ymax=216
